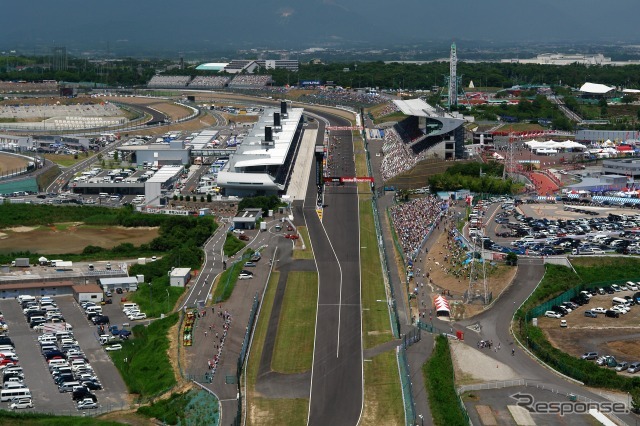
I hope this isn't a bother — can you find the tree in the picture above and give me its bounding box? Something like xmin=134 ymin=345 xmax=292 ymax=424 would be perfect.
xmin=200 ymin=196 xmax=205 ymax=202
xmin=631 ymin=387 xmax=640 ymax=414
xmin=185 ymin=195 xmax=190 ymax=202
xmin=206 ymin=194 xmax=212 ymax=202
xmin=505 ymin=252 xmax=518 ymax=266
xmin=113 ymin=151 xmax=119 ymax=161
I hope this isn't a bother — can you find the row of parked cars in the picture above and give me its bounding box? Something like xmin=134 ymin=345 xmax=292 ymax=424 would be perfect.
xmin=0 ymin=327 xmax=31 ymax=410
xmin=581 ymin=352 xmax=640 ymax=374
xmin=20 ymin=295 xmax=69 ymax=330
xmin=544 ymin=286 xmax=640 ymax=320
xmin=496 ymin=209 xmax=640 ymax=255
xmin=38 ymin=332 xmax=101 ymax=410
xmin=80 ymin=301 xmax=110 ymax=326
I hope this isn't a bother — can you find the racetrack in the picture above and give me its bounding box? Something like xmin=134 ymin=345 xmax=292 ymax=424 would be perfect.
xmin=0 ymin=152 xmax=29 ymax=173
xmin=304 ymin=117 xmax=363 ymax=426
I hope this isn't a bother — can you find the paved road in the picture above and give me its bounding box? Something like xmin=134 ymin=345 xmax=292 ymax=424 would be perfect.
xmin=450 ymin=258 xmax=638 ymax=425
xmin=305 ymin=116 xmax=363 ymax=426
xmin=45 ymin=139 xmax=129 ymax=194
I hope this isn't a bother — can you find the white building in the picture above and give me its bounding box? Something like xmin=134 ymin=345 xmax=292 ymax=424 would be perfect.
xmin=217 ymin=101 xmax=304 ymax=197
xmin=72 ymin=284 xmax=104 ymax=303
xmin=170 ymin=268 xmax=191 ymax=287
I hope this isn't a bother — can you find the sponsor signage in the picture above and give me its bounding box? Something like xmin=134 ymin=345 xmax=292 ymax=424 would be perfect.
xmin=340 ymin=177 xmax=374 ymax=183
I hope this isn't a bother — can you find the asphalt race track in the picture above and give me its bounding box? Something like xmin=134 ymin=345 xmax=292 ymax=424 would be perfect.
xmin=304 ymin=117 xmax=363 ymax=426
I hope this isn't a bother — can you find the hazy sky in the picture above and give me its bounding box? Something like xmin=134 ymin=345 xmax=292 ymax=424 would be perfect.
xmin=4 ymin=0 xmax=640 ymax=54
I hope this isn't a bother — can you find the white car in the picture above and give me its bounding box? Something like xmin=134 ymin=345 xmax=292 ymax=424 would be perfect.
xmin=105 ymin=344 xmax=123 ymax=351
xmin=77 ymin=398 xmax=98 ymax=410
xmin=612 ymin=306 xmax=629 ymax=314
xmin=629 ymin=282 xmax=639 ymax=291
xmin=238 ymin=273 xmax=253 ymax=280
xmin=9 ymin=398 xmax=33 ymax=410
xmin=545 ymin=311 xmax=561 ymax=318
xmin=129 ymin=313 xmax=147 ymax=321
xmin=592 ymin=307 xmax=607 ymax=314
xmin=232 ymin=229 xmax=245 ymax=235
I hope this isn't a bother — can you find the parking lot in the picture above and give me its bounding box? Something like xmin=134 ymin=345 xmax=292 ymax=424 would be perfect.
xmin=474 ymin=197 xmax=640 ymax=257
xmin=537 ymin=289 xmax=640 ymax=375
xmin=0 ymin=296 xmax=129 ymax=413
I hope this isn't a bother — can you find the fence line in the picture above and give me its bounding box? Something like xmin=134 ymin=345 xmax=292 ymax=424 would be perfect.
xmin=362 ymin=124 xmax=400 ymax=337
xmin=396 ymin=345 xmax=416 ymax=426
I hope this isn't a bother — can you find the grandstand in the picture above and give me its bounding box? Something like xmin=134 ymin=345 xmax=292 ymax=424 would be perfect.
xmin=188 ymin=76 xmax=230 ymax=89
xmin=147 ymin=75 xmax=191 ymax=88
xmin=228 ymin=75 xmax=273 ymax=89
xmin=224 ymin=60 xmax=259 ymax=74
xmin=392 ymin=98 xmax=465 ymax=160
xmin=0 ymin=81 xmax=58 ymax=93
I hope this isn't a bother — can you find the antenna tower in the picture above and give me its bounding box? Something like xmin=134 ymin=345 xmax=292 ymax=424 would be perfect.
xmin=467 ymin=204 xmax=489 ymax=304
xmin=448 ymin=42 xmax=458 ymax=109
xmin=503 ymin=132 xmax=517 ymax=180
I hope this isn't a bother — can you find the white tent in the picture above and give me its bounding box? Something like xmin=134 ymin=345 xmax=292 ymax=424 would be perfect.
xmin=579 ymin=82 xmax=614 ymax=94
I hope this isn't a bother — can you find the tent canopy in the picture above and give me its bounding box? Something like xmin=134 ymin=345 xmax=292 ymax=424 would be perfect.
xmin=434 ymin=295 xmax=451 ymax=316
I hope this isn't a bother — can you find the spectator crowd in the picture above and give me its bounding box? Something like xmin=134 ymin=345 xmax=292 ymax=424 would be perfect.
xmin=390 ymin=195 xmax=443 ymax=258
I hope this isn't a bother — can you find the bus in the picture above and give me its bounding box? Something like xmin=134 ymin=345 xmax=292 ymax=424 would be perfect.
xmin=0 ymin=388 xmax=31 ymax=401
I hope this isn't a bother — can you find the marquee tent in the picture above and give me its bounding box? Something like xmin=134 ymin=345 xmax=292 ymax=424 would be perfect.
xmin=434 ymin=295 xmax=451 ymax=317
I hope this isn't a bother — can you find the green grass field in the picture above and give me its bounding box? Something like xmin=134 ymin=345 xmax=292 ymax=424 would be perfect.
xmin=128 ymin=278 xmax=185 ymax=318
xmin=292 ymin=226 xmax=313 ymax=260
xmin=246 ymin=271 xmax=311 ymax=426
xmin=43 ymin=153 xmax=87 ymax=168
xmin=223 ymin=233 xmax=246 ymax=257
xmin=360 ymin=197 xmax=394 ymax=349
xmin=0 ymin=412 xmax=122 ymax=426
xmin=108 ymin=313 xmax=178 ymax=398
xmin=271 ymin=271 xmax=318 ymax=373
xmin=361 ymin=351 xmax=404 ymax=426
xmin=211 ymin=247 xmax=254 ymax=302
xmin=249 ymin=398 xmax=309 ymax=426
xmin=247 ymin=271 xmax=280 ymax=388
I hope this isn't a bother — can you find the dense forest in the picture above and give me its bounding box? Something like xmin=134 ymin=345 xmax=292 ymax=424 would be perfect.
xmin=4 ymin=54 xmax=640 ymax=91
xmin=427 ymin=162 xmax=521 ymax=195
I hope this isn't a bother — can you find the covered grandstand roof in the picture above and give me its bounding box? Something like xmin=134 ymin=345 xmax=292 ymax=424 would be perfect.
xmin=195 ymin=63 xmax=229 ymax=71
xmin=579 ymin=82 xmax=614 ymax=94
xmin=393 ymin=98 xmax=456 ymax=119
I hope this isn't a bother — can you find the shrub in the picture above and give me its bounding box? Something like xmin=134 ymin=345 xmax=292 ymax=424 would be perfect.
xmin=424 ymin=336 xmax=467 ymax=426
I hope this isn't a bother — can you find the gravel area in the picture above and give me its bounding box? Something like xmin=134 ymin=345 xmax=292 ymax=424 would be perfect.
xmin=450 ymin=340 xmax=522 ymax=383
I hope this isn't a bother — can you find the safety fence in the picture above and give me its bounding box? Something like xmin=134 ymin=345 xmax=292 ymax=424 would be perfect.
xmin=362 ymin=126 xmax=401 ymax=338
xmin=397 ymin=345 xmax=416 ymax=426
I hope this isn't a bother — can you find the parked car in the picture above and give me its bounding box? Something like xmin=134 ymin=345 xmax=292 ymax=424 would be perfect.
xmin=545 ymin=311 xmax=561 ymax=319
xmin=627 ymin=362 xmax=640 ymax=374
xmin=560 ymin=319 xmax=568 ymax=328
xmin=605 ymin=310 xmax=620 ymax=318
xmin=9 ymin=398 xmax=33 ymax=410
xmin=239 ymin=234 xmax=250 ymax=241
xmin=76 ymin=398 xmax=98 ymax=410
xmin=104 ymin=344 xmax=122 ymax=352
xmin=129 ymin=313 xmax=147 ymax=321
xmin=592 ymin=307 xmax=607 ymax=314
xmin=581 ymin=352 xmax=598 ymax=360
xmin=615 ymin=362 xmax=629 ymax=372
xmin=584 ymin=310 xmax=598 ymax=318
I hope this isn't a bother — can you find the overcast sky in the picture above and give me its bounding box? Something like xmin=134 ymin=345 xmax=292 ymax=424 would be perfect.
xmin=4 ymin=0 xmax=640 ymax=54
